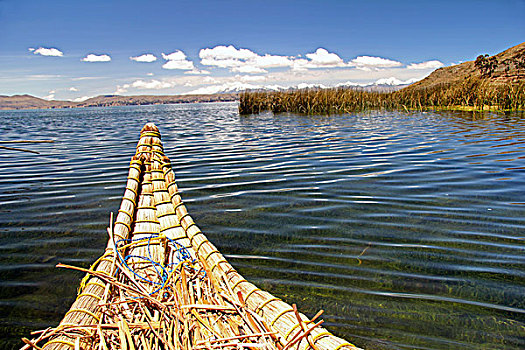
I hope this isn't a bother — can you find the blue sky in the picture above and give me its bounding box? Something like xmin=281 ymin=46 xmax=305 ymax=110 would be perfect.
xmin=0 ymin=0 xmax=523 ymax=100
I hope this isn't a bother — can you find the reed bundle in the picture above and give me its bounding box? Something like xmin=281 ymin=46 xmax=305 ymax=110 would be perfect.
xmin=22 ymin=123 xmax=361 ymax=350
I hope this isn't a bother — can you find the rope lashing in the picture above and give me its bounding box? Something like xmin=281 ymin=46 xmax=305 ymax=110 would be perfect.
xmin=113 ymin=233 xmax=197 ymax=296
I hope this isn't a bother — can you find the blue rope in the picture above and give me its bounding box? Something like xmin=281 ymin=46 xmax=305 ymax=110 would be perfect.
xmin=114 ymin=234 xmax=198 ymax=295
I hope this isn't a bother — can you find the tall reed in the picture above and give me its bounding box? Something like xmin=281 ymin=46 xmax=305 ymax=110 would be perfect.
xmin=239 ymin=79 xmax=525 ymax=114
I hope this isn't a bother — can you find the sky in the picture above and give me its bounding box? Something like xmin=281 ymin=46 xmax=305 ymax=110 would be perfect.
xmin=0 ymin=0 xmax=523 ymax=100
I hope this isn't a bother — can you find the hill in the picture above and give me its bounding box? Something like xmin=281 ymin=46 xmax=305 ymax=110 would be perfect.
xmin=407 ymin=42 xmax=525 ymax=91
xmin=0 ymin=93 xmax=238 ymax=110
xmin=0 ymin=94 xmax=74 ymax=110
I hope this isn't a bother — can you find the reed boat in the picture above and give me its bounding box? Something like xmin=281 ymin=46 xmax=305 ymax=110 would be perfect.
xmin=22 ymin=123 xmax=361 ymax=350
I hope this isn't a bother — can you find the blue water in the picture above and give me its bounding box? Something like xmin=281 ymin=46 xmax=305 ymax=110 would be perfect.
xmin=0 ymin=103 xmax=524 ymax=349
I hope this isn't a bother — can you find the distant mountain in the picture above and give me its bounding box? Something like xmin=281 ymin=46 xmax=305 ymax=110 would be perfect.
xmin=75 ymin=94 xmax=238 ymax=108
xmin=0 ymin=93 xmax=238 ymax=110
xmin=208 ymin=78 xmax=418 ymax=95
xmin=335 ymin=77 xmax=420 ymax=92
xmin=407 ymin=42 xmax=525 ymax=91
xmin=0 ymin=94 xmax=74 ymax=110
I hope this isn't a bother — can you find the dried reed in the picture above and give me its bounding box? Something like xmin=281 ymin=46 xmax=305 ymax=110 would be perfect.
xmin=239 ymin=79 xmax=525 ymax=115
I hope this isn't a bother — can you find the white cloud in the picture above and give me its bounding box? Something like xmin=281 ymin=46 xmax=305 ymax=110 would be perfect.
xmin=200 ymin=45 xmax=257 ymax=62
xmin=162 ymin=60 xmax=195 ymax=70
xmin=351 ymin=56 xmax=402 ymax=68
xmin=130 ymin=54 xmax=157 ymax=63
xmin=291 ymin=58 xmax=310 ymax=71
xmin=161 ymin=50 xmax=195 ymax=70
xmin=161 ymin=51 xmax=186 ymax=61
xmin=130 ymin=79 xmax=175 ymax=89
xmin=305 ymin=48 xmax=345 ymax=67
xmin=82 ymin=54 xmax=111 ymax=62
xmin=407 ymin=60 xmax=444 ymax=70
xmin=111 ymin=46 xmax=436 ymax=96
xmin=31 ymin=47 xmax=63 ymax=57
xmin=69 ymin=87 xmax=78 ymax=92
xmin=199 ymin=45 xmax=291 ymax=72
xmin=147 ymin=73 xmax=154 ymax=76
xmin=43 ymin=93 xmax=55 ymax=100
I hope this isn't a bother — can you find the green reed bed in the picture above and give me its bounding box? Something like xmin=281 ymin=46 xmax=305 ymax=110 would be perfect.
xmin=239 ymin=79 xmax=525 ymax=114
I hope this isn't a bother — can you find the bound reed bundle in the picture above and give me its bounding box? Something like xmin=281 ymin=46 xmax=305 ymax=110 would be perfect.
xmin=22 ymin=123 xmax=361 ymax=350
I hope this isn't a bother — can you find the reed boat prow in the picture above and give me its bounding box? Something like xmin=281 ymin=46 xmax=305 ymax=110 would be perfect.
xmin=24 ymin=123 xmax=361 ymax=350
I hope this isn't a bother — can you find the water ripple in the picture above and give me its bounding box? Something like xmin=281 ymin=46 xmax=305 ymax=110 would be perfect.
xmin=0 ymin=105 xmax=524 ymax=350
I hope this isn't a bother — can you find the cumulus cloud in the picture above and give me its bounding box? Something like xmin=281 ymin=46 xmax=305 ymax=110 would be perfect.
xmin=199 ymin=45 xmax=292 ymax=73
xmin=130 ymin=54 xmax=157 ymax=63
xmin=69 ymin=87 xmax=78 ymax=92
xmin=200 ymin=45 xmax=257 ymax=64
xmin=82 ymin=54 xmax=111 ymax=62
xmin=30 ymin=47 xmax=63 ymax=57
xmin=305 ymin=48 xmax=345 ymax=67
xmin=351 ymin=56 xmax=402 ymax=69
xmin=199 ymin=45 xmax=361 ymax=74
xmin=162 ymin=60 xmax=195 ymax=70
xmin=406 ymin=60 xmax=444 ymax=70
xmin=288 ymin=48 xmax=348 ymax=70
xmin=291 ymin=59 xmax=310 ymax=71
xmin=161 ymin=50 xmax=195 ymax=70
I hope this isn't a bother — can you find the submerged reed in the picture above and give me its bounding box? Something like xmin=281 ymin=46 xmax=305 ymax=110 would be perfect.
xmin=239 ymin=79 xmax=525 ymax=115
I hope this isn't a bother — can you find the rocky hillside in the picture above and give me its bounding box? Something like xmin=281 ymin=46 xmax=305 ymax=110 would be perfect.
xmin=407 ymin=42 xmax=525 ymax=90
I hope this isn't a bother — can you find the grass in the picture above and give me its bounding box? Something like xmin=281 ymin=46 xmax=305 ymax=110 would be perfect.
xmin=239 ymin=78 xmax=525 ymax=115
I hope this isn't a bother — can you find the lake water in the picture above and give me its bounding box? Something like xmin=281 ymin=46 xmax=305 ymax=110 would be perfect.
xmin=0 ymin=103 xmax=524 ymax=349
